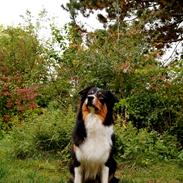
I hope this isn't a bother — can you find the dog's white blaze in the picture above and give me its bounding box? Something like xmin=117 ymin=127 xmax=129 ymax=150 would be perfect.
xmin=75 ymin=113 xmax=113 ymax=180
xmin=85 ymin=95 xmax=97 ymax=106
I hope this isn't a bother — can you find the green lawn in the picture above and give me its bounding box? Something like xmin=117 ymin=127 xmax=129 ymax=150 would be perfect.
xmin=0 ymin=157 xmax=68 ymax=183
xmin=117 ymin=161 xmax=183 ymax=183
xmin=0 ymin=156 xmax=182 ymax=183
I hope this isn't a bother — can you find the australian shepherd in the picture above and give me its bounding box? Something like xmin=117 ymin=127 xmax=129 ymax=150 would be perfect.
xmin=69 ymin=86 xmax=119 ymax=183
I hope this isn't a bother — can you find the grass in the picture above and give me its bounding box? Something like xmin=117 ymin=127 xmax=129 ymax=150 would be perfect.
xmin=0 ymin=157 xmax=69 ymax=183
xmin=0 ymin=155 xmax=182 ymax=183
xmin=117 ymin=161 xmax=183 ymax=183
xmin=0 ymin=143 xmax=69 ymax=182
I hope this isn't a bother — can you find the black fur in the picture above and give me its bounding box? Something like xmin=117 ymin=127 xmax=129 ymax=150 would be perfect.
xmin=73 ymin=119 xmax=87 ymax=146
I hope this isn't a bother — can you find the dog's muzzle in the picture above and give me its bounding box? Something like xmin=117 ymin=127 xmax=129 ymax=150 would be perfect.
xmin=87 ymin=95 xmax=94 ymax=106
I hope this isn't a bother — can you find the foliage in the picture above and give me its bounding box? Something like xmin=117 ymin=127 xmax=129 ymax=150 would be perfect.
xmin=65 ymin=0 xmax=183 ymax=51
xmin=115 ymin=122 xmax=181 ymax=166
xmin=115 ymin=59 xmax=183 ymax=145
xmin=55 ymin=23 xmax=153 ymax=92
xmin=2 ymin=107 xmax=74 ymax=160
xmin=0 ymin=26 xmax=46 ymax=124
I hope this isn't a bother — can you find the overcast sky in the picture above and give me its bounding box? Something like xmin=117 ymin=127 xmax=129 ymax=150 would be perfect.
xmin=0 ymin=0 xmax=103 ymax=31
xmin=0 ymin=0 xmax=70 ymax=26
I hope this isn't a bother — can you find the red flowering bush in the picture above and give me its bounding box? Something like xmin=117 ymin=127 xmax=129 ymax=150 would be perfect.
xmin=0 ymin=80 xmax=38 ymax=123
xmin=0 ymin=26 xmax=45 ymax=124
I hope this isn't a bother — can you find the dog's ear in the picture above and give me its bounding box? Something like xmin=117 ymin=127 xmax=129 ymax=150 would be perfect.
xmin=107 ymin=91 xmax=119 ymax=105
xmin=79 ymin=86 xmax=94 ymax=98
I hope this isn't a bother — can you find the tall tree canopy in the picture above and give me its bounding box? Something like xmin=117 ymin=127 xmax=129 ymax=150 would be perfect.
xmin=64 ymin=0 xmax=183 ymax=54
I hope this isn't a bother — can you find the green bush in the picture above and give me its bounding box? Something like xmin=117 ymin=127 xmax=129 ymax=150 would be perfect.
xmin=116 ymin=84 xmax=183 ymax=148
xmin=115 ymin=121 xmax=180 ymax=166
xmin=2 ymin=107 xmax=74 ymax=160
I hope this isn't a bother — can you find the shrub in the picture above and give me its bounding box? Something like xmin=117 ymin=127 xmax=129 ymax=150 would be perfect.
xmin=115 ymin=121 xmax=180 ymax=166
xmin=2 ymin=107 xmax=74 ymax=160
xmin=116 ymin=84 xmax=183 ymax=148
xmin=0 ymin=26 xmax=46 ymax=124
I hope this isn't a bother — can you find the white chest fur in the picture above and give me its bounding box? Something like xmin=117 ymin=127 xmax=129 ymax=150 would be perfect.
xmin=75 ymin=113 xmax=113 ymax=180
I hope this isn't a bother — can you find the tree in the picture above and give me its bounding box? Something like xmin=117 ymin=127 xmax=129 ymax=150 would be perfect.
xmin=64 ymin=0 xmax=183 ymax=55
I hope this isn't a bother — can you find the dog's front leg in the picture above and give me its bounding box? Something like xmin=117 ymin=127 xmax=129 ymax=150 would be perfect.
xmin=74 ymin=166 xmax=82 ymax=183
xmin=101 ymin=165 xmax=109 ymax=183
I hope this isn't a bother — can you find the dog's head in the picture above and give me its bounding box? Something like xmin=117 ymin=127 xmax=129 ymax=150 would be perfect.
xmin=79 ymin=86 xmax=118 ymax=122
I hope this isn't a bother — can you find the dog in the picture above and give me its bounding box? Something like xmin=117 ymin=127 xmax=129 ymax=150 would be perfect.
xmin=69 ymin=86 xmax=119 ymax=183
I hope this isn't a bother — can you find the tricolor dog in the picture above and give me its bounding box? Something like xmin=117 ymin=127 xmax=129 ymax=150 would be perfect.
xmin=69 ymin=87 xmax=119 ymax=183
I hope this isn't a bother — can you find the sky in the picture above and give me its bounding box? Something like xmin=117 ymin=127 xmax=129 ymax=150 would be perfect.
xmin=0 ymin=0 xmax=103 ymax=31
xmin=0 ymin=0 xmax=70 ymax=27
xmin=0 ymin=0 xmax=104 ymax=46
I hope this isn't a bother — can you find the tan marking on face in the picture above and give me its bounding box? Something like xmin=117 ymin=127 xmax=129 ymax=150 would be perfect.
xmin=82 ymin=97 xmax=107 ymax=123
xmin=82 ymin=102 xmax=89 ymax=122
xmin=96 ymin=103 xmax=108 ymax=122
xmin=94 ymin=97 xmax=102 ymax=111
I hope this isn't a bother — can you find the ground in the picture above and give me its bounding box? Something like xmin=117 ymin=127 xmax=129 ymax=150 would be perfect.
xmin=0 ymin=156 xmax=182 ymax=183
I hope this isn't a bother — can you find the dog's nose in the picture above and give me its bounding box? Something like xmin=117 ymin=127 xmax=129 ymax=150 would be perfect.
xmin=87 ymin=96 xmax=94 ymax=106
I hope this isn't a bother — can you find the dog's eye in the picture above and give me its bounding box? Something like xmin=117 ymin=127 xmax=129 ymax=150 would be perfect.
xmin=97 ymin=92 xmax=104 ymax=99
